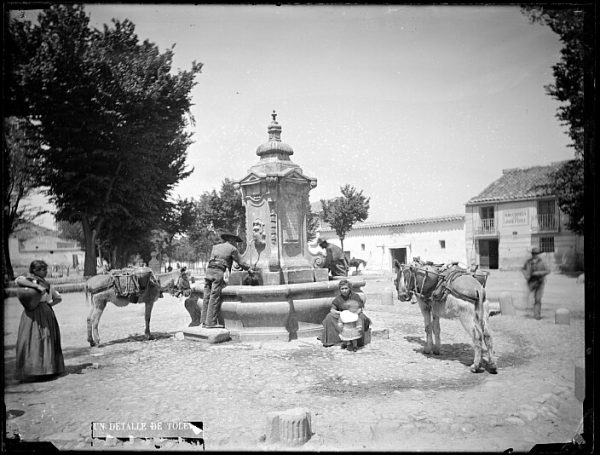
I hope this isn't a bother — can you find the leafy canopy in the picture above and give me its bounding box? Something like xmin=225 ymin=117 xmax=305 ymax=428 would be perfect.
xmin=321 ymin=185 xmax=370 ymax=249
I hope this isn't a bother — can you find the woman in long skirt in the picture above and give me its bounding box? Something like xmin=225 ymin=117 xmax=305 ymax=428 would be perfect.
xmin=321 ymin=279 xmax=371 ymax=347
xmin=14 ymin=260 xmax=65 ymax=381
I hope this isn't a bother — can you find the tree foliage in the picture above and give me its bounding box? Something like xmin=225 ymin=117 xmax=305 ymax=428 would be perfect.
xmin=521 ymin=6 xmax=588 ymax=235
xmin=8 ymin=5 xmax=203 ymax=274
xmin=186 ymin=179 xmax=245 ymax=266
xmin=153 ymin=198 xmax=197 ymax=268
xmin=306 ymin=205 xmax=320 ymax=243
xmin=321 ymin=185 xmax=370 ymax=251
xmin=57 ymin=220 xmax=85 ymax=244
xmin=2 ymin=117 xmax=47 ymax=280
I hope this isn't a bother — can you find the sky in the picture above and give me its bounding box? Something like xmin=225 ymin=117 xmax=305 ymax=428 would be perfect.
xmin=15 ymin=4 xmax=574 ymax=228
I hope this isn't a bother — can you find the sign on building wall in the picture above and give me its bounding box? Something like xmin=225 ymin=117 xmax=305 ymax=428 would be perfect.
xmin=502 ymin=208 xmax=528 ymax=226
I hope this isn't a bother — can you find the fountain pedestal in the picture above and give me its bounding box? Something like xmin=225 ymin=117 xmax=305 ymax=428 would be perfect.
xmin=189 ymin=279 xmax=365 ymax=342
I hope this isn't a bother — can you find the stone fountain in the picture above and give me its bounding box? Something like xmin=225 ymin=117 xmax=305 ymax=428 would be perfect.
xmin=185 ymin=112 xmax=365 ymax=342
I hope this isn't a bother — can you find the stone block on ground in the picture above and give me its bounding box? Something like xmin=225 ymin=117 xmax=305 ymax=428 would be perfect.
xmin=555 ymin=308 xmax=570 ymax=325
xmin=499 ymin=292 xmax=515 ymax=315
xmin=265 ymin=408 xmax=312 ymax=446
xmin=382 ymin=287 xmax=394 ymax=305
xmin=183 ymin=327 xmax=231 ymax=344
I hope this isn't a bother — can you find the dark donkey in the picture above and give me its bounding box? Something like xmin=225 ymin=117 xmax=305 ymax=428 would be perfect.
xmin=394 ymin=259 xmax=497 ymax=374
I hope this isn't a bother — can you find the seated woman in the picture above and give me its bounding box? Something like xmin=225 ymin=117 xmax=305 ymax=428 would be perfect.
xmin=320 ymin=279 xmax=371 ymax=348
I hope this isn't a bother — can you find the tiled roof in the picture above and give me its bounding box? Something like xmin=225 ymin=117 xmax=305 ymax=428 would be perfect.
xmin=319 ymin=214 xmax=465 ymax=232
xmin=466 ymin=161 xmax=568 ymax=205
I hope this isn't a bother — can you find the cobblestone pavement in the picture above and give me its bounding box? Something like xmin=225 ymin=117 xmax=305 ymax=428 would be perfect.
xmin=4 ymin=271 xmax=585 ymax=451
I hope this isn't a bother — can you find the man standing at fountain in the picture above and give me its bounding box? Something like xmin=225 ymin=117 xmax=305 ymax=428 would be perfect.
xmin=201 ymin=232 xmax=253 ymax=328
xmin=318 ymin=238 xmax=349 ymax=278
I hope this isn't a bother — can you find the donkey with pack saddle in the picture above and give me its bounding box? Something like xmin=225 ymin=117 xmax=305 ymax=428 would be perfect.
xmin=394 ymin=258 xmax=497 ymax=374
xmin=85 ymin=267 xmax=165 ymax=346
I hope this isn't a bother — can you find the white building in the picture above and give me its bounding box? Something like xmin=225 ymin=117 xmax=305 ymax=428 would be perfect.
xmin=317 ymin=214 xmax=466 ymax=272
xmin=465 ymin=162 xmax=584 ymax=271
xmin=8 ymin=223 xmax=85 ymax=274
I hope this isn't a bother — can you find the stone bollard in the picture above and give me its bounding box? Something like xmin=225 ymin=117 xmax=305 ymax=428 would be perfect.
xmin=265 ymin=408 xmax=312 ymax=446
xmin=382 ymin=286 xmax=394 ymax=306
xmin=555 ymin=308 xmax=570 ymax=325
xmin=499 ymin=292 xmax=515 ymax=315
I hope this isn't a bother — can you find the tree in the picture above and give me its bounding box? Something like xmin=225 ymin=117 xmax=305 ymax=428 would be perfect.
xmin=2 ymin=117 xmax=47 ymax=280
xmin=57 ymin=220 xmax=85 ymax=244
xmin=187 ymin=179 xmax=245 ymax=267
xmin=195 ymin=179 xmax=246 ymax=238
xmin=158 ymin=198 xmax=196 ymax=268
xmin=306 ymin=205 xmax=320 ymax=243
xmin=8 ymin=5 xmax=202 ymax=275
xmin=521 ymin=6 xmax=590 ymax=235
xmin=321 ymin=185 xmax=370 ymax=251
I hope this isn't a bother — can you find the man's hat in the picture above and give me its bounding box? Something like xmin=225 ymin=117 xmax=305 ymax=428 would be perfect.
xmin=317 ymin=238 xmax=327 ymax=245
xmin=531 ymin=247 xmax=541 ymax=255
xmin=221 ymin=232 xmax=243 ymax=243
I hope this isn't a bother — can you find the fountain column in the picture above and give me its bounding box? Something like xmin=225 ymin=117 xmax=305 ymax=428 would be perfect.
xmin=233 ymin=110 xmax=325 ymax=285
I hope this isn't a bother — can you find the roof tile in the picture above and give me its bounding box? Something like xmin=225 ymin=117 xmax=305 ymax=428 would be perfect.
xmin=466 ymin=161 xmax=568 ymax=204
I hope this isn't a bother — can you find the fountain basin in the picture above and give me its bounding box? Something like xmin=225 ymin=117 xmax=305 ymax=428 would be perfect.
xmin=189 ymin=279 xmax=365 ymax=342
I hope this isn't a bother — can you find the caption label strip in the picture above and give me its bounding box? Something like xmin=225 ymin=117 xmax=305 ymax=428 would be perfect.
xmin=91 ymin=421 xmax=203 ymax=444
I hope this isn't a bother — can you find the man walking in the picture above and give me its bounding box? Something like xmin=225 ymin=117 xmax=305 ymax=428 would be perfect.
xmin=317 ymin=238 xmax=349 ymax=278
xmin=201 ymin=232 xmax=253 ymax=328
xmin=522 ymin=247 xmax=550 ymax=320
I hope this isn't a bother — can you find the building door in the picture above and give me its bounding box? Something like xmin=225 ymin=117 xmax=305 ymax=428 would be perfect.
xmin=390 ymin=248 xmax=407 ymax=268
xmin=478 ymin=239 xmax=499 ymax=269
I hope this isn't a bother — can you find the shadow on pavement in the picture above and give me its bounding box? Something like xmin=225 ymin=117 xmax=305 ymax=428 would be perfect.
xmin=98 ymin=331 xmax=174 ymax=347
xmin=405 ymin=335 xmax=474 ymax=367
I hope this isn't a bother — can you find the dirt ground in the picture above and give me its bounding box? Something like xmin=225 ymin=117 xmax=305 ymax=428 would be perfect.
xmin=3 ymin=270 xmax=586 ymax=452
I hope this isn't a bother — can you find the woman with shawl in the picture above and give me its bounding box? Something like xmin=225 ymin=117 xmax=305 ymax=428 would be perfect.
xmin=14 ymin=260 xmax=65 ymax=381
xmin=320 ymin=279 xmax=371 ymax=348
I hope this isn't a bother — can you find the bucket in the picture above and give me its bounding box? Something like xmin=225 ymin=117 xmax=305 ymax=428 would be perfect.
xmin=473 ymin=270 xmax=489 ymax=288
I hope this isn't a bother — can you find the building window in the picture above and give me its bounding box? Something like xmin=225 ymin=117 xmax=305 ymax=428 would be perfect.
xmin=539 ymin=237 xmax=555 ymax=253
xmin=537 ymin=199 xmax=557 ymax=231
xmin=478 ymin=206 xmax=495 ymax=234
xmin=361 ymin=243 xmax=365 ymax=251
xmin=439 ymin=240 xmax=446 ymax=249
xmin=480 ymin=206 xmax=494 ymax=220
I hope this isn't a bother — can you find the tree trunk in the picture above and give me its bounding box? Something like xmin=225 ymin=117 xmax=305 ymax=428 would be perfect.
xmin=2 ymin=226 xmax=15 ymax=281
xmin=81 ymin=216 xmax=97 ymax=277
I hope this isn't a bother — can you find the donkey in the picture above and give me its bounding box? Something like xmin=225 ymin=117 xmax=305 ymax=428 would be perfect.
xmin=394 ymin=259 xmax=497 ymax=373
xmin=85 ymin=268 xmax=164 ymax=347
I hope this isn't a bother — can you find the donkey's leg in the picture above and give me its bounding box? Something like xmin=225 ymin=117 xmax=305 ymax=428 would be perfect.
xmin=457 ymin=306 xmax=483 ymax=373
xmin=482 ymin=312 xmax=497 ymax=374
xmin=144 ymin=300 xmax=155 ymax=340
xmin=90 ymin=297 xmax=108 ymax=347
xmin=419 ymin=300 xmax=433 ymax=354
xmin=432 ymin=313 xmax=441 ymax=355
xmin=87 ymin=299 xmax=96 ymax=346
